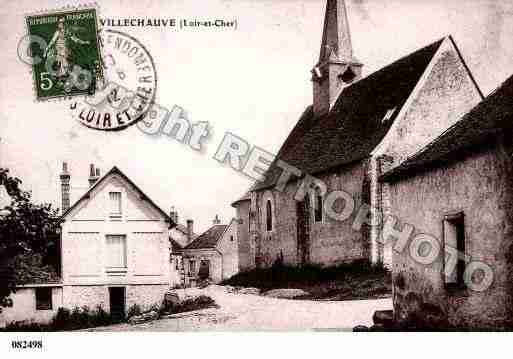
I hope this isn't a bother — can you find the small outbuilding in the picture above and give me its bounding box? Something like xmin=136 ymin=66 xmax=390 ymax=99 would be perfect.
xmin=181 ymin=216 xmax=239 ymax=286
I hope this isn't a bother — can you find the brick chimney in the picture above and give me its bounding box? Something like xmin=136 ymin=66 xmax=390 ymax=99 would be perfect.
xmin=169 ymin=206 xmax=178 ymax=224
xmin=88 ymin=163 xmax=100 ymax=187
xmin=60 ymin=162 xmax=71 ymax=213
xmin=186 ymin=219 xmax=194 ymax=242
xmin=213 ymin=214 xmax=221 ymax=225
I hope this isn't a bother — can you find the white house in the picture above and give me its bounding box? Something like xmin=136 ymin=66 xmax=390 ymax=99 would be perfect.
xmin=0 ymin=163 xmax=177 ymax=326
xmin=59 ymin=164 xmax=175 ymax=319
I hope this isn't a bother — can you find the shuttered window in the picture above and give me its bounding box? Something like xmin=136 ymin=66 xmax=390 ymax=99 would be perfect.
xmin=35 ymin=288 xmax=52 ymax=310
xmin=443 ymin=213 xmax=465 ymax=288
xmin=106 ymin=235 xmax=127 ymax=268
xmin=109 ymin=192 xmax=122 ymax=215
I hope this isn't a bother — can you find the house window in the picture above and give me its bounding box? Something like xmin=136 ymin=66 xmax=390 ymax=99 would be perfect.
xmin=109 ymin=192 xmax=122 ymax=216
xmin=443 ymin=213 xmax=465 ymax=288
xmin=189 ymin=260 xmax=196 ymax=275
xmin=266 ymin=200 xmax=273 ymax=231
xmin=230 ymin=235 xmax=234 ymax=242
xmin=35 ymin=288 xmax=52 ymax=310
xmin=175 ymin=258 xmax=180 ymax=270
xmin=106 ymin=235 xmax=127 ymax=269
xmin=314 ymin=187 xmax=323 ymax=223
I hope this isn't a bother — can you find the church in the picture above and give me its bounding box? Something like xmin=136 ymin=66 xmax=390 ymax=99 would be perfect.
xmin=233 ymin=0 xmax=483 ymax=271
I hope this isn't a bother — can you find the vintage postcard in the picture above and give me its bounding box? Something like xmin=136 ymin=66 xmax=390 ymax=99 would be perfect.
xmin=2 ymin=0 xmax=513 ymax=356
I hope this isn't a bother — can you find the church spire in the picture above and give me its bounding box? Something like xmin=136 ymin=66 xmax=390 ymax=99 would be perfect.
xmin=319 ymin=0 xmax=354 ymax=63
xmin=312 ymin=0 xmax=363 ymax=117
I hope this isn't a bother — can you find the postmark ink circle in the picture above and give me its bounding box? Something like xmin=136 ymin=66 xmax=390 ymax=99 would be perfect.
xmin=70 ymin=29 xmax=157 ymax=131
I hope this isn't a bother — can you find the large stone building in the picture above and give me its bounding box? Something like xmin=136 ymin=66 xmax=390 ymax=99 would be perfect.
xmin=381 ymin=75 xmax=513 ymax=329
xmin=233 ymin=0 xmax=483 ymax=269
xmin=1 ymin=163 xmax=177 ymax=325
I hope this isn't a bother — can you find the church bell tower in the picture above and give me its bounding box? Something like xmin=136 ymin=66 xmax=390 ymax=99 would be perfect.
xmin=312 ymin=0 xmax=363 ymax=117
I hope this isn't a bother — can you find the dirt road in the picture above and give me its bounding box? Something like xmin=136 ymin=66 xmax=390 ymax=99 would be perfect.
xmin=88 ymin=286 xmax=392 ymax=331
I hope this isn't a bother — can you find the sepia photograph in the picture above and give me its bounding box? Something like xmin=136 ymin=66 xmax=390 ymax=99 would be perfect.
xmin=1 ymin=0 xmax=513 ymax=356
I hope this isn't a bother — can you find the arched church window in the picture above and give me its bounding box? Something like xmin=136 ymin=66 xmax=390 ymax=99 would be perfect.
xmin=314 ymin=187 xmax=323 ymax=223
xmin=266 ymin=199 xmax=273 ymax=231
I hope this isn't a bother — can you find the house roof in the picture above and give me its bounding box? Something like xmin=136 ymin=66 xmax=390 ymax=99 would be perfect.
xmin=381 ymin=74 xmax=513 ymax=183
xmin=252 ymin=37 xmax=447 ymax=191
xmin=185 ymin=224 xmax=228 ymax=250
xmin=174 ymin=223 xmax=196 ymax=237
xmin=170 ymin=237 xmax=183 ymax=252
xmin=61 ymin=166 xmax=175 ymax=227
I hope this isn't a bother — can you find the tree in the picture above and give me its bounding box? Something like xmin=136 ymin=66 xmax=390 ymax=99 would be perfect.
xmin=0 ymin=168 xmax=59 ymax=312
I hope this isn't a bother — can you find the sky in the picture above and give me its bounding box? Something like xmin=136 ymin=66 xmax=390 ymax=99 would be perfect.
xmin=1 ymin=0 xmax=513 ymax=233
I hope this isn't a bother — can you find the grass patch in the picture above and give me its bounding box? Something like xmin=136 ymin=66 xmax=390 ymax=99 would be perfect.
xmin=222 ymin=260 xmax=391 ymax=301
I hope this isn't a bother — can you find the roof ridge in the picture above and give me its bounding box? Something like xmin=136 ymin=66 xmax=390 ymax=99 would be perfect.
xmin=61 ymin=166 xmax=172 ymax=225
xmin=392 ymin=73 xmax=513 ymax=169
xmin=331 ymin=37 xmax=445 ymax=112
xmin=185 ymin=223 xmax=228 ymax=249
xmin=381 ymin=73 xmax=513 ymax=182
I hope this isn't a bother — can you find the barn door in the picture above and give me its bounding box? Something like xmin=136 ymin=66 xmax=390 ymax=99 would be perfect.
xmin=296 ymin=196 xmax=311 ymax=266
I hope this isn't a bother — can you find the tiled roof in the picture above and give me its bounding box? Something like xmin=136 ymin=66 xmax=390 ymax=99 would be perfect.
xmin=381 ymin=74 xmax=513 ymax=182
xmin=174 ymin=223 xmax=197 ymax=238
xmin=185 ymin=225 xmax=228 ymax=250
xmin=252 ymin=38 xmax=445 ymax=191
xmin=170 ymin=238 xmax=183 ymax=252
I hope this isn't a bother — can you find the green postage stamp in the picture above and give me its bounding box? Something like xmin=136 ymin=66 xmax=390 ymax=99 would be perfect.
xmin=25 ymin=7 xmax=102 ymax=101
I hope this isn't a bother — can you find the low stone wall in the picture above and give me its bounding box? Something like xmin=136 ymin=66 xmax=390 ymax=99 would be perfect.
xmin=126 ymin=284 xmax=169 ymax=312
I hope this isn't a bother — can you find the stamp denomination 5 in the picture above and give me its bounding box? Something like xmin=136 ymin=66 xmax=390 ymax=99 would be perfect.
xmin=24 ymin=6 xmax=103 ymax=101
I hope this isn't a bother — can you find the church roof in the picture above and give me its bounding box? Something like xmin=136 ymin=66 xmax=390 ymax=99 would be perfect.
xmin=381 ymin=74 xmax=513 ymax=183
xmin=185 ymin=224 xmax=228 ymax=250
xmin=231 ymin=191 xmax=251 ymax=207
xmin=253 ymin=37 xmax=445 ymax=191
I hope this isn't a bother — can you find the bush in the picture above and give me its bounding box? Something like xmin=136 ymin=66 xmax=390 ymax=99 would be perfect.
xmin=221 ymin=259 xmax=391 ymax=298
xmin=170 ymin=295 xmax=217 ymax=315
xmin=127 ymin=304 xmax=142 ymax=319
xmin=90 ymin=305 xmax=112 ymax=327
xmin=3 ymin=304 xmax=136 ymax=331
xmin=51 ymin=307 xmax=71 ymax=330
xmin=50 ymin=305 xmax=114 ymax=331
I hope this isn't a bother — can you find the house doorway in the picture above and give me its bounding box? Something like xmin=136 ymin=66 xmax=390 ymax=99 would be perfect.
xmin=198 ymin=260 xmax=210 ymax=280
xmin=296 ymin=196 xmax=311 ymax=266
xmin=109 ymin=287 xmax=126 ymax=321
